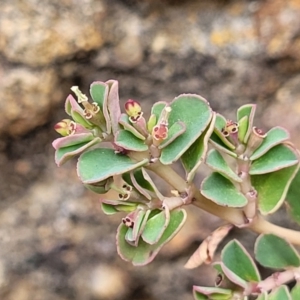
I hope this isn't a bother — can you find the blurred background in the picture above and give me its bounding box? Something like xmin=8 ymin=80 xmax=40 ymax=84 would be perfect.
xmin=0 ymin=0 xmax=300 ymax=299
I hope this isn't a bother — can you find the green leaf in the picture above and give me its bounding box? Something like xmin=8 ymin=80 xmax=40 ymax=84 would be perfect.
xmin=181 ymin=113 xmax=216 ymax=183
xmin=151 ymin=101 xmax=167 ymax=121
xmin=194 ymin=291 xmax=208 ymax=300
xmin=201 ymin=173 xmax=247 ymax=207
xmin=55 ymin=137 xmax=101 ymax=166
xmin=238 ymin=115 xmax=248 ymax=143
xmin=236 ymin=104 xmax=256 ymax=143
xmin=220 ymin=263 xmax=248 ymax=289
xmin=193 ymin=286 xmax=232 ymax=300
xmin=209 ymin=132 xmax=237 ymax=157
xmin=115 ymin=130 xmax=148 ymax=151
xmin=291 ymin=283 xmax=300 ymax=300
xmin=160 ymin=94 xmax=212 ymax=164
xmin=222 ymin=240 xmax=261 ymax=282
xmin=119 ymin=114 xmax=146 ymax=140
xmin=252 ymin=164 xmax=299 ymax=214
xmin=255 ymin=234 xmax=300 ymax=269
xmin=90 ymin=81 xmax=111 ymax=133
xmin=122 ymin=169 xmax=154 ymax=200
xmin=101 ymin=203 xmax=118 ymax=215
xmin=250 ymin=144 xmax=299 ymax=175
xmin=142 ymin=210 xmax=169 ymax=244
xmin=90 ymin=81 xmax=108 ymax=109
xmin=250 ymin=127 xmax=290 ymax=160
xmin=158 ymin=121 xmax=186 ymax=149
xmin=117 ymin=209 xmax=186 ymax=266
xmin=268 ymin=286 xmax=291 ymax=300
xmin=53 ymin=132 xmax=95 ymax=149
xmin=100 ymin=198 xmax=138 ymax=213
xmin=77 ymin=148 xmax=148 ymax=184
xmin=130 ymin=169 xmax=155 ymax=200
xmin=286 ymin=169 xmax=300 ymax=225
xmin=206 ymin=149 xmax=242 ymax=183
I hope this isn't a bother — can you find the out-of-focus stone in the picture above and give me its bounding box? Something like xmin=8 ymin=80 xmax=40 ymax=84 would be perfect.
xmin=0 ymin=67 xmax=61 ymax=136
xmin=0 ymin=0 xmax=105 ymax=67
xmin=90 ymin=264 xmax=130 ymax=299
xmin=256 ymin=0 xmax=300 ymax=59
xmin=114 ymin=34 xmax=144 ymax=69
xmin=263 ymin=75 xmax=300 ymax=148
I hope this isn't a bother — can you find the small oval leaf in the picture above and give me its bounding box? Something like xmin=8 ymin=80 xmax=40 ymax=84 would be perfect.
xmin=55 ymin=137 xmax=101 ymax=166
xmin=222 ymin=240 xmax=261 ymax=282
xmin=250 ymin=127 xmax=290 ymax=160
xmin=250 ymin=144 xmax=299 ymax=175
xmin=77 ymin=148 xmax=148 ymax=184
xmin=115 ymin=130 xmax=148 ymax=151
xmin=252 ymin=164 xmax=299 ymax=215
xmin=206 ymin=149 xmax=242 ymax=182
xmin=255 ymin=234 xmax=300 ymax=269
xmin=160 ymin=94 xmax=212 ymax=164
xmin=142 ymin=210 xmax=169 ymax=244
xmin=201 ymin=173 xmax=247 ymax=207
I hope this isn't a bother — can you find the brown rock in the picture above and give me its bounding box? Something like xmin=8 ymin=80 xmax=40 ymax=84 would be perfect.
xmin=263 ymin=75 xmax=300 ymax=148
xmin=0 ymin=67 xmax=61 ymax=136
xmin=0 ymin=0 xmax=105 ymax=67
xmin=256 ymin=0 xmax=300 ymax=59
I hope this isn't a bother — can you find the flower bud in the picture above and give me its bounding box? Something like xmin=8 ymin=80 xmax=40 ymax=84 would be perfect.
xmin=125 ymin=99 xmax=143 ymax=123
xmin=54 ymin=119 xmax=76 ymax=136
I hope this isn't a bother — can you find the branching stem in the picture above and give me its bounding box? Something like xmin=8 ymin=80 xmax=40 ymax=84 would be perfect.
xmin=128 ymin=152 xmax=300 ymax=246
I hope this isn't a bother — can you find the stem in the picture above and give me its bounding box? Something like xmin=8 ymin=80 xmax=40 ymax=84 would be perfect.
xmin=249 ymin=216 xmax=300 ymax=245
xmin=128 ymin=151 xmax=300 ymax=246
xmin=256 ymin=268 xmax=299 ymax=292
xmin=147 ymin=161 xmax=246 ymax=226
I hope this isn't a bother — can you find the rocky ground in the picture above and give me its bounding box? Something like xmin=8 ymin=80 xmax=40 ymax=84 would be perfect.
xmin=0 ymin=0 xmax=300 ymax=299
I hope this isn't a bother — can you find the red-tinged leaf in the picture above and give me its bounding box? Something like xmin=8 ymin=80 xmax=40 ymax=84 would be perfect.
xmin=221 ymin=240 xmax=261 ymax=282
xmin=185 ymin=224 xmax=233 ymax=269
xmin=106 ymin=80 xmax=121 ymax=135
xmin=54 ymin=137 xmax=101 ymax=166
xmin=90 ymin=81 xmax=111 ymax=133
